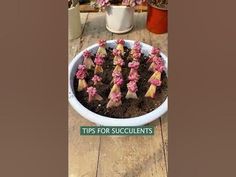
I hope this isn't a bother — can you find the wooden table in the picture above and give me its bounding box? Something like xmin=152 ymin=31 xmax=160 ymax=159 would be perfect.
xmin=69 ymin=12 xmax=168 ymax=177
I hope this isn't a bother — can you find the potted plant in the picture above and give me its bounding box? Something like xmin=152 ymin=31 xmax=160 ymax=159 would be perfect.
xmin=91 ymin=0 xmax=144 ymax=34
xmin=68 ymin=39 xmax=168 ymax=126
xmin=68 ymin=0 xmax=82 ymax=40
xmin=146 ymin=0 xmax=168 ymax=34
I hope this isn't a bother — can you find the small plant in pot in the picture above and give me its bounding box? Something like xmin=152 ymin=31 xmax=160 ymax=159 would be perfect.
xmin=90 ymin=0 xmax=144 ymax=34
xmin=146 ymin=0 xmax=168 ymax=34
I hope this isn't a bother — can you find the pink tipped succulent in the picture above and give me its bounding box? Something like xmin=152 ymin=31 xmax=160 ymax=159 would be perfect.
xmin=153 ymin=56 xmax=163 ymax=65
xmin=76 ymin=65 xmax=87 ymax=79
xmin=112 ymin=71 xmax=122 ymax=78
xmin=106 ymin=92 xmax=122 ymax=108
xmin=131 ymin=41 xmax=141 ymax=54
xmin=134 ymin=41 xmax=141 ymax=48
xmin=148 ymin=56 xmax=164 ymax=72
xmin=97 ymin=40 xmax=107 ymax=57
xmin=145 ymin=79 xmax=162 ymax=98
xmin=148 ymin=58 xmax=164 ymax=82
xmin=128 ymin=61 xmax=140 ymax=82
xmin=94 ymin=55 xmax=104 ymax=65
xmin=116 ymin=39 xmax=125 ymax=55
xmin=98 ymin=39 xmax=106 ymax=47
xmin=147 ymin=48 xmax=161 ymax=63
xmin=83 ymin=50 xmax=95 ymax=69
xmin=126 ymin=81 xmax=138 ymax=99
xmin=132 ymin=46 xmax=141 ymax=54
xmin=113 ymin=76 xmax=124 ymax=86
xmin=110 ymin=92 xmax=122 ymax=102
xmin=149 ymin=79 xmax=162 ymax=86
xmin=116 ymin=39 xmax=125 ymax=45
xmin=113 ymin=49 xmax=123 ymax=64
xmin=132 ymin=51 xmax=141 ymax=61
xmin=114 ymin=57 xmax=124 ymax=66
xmin=94 ymin=55 xmax=105 ymax=74
xmin=92 ymin=75 xmax=102 ymax=85
xmin=127 ymin=81 xmax=138 ymax=92
xmin=78 ymin=64 xmax=86 ymax=71
xmin=76 ymin=65 xmax=88 ymax=91
xmin=111 ymin=71 xmax=122 ymax=84
xmin=151 ymin=47 xmax=160 ymax=56
xmin=86 ymin=86 xmax=103 ymax=103
xmin=128 ymin=61 xmax=140 ymax=70
xmin=112 ymin=49 xmax=122 ymax=56
xmin=109 ymin=75 xmax=123 ymax=99
xmin=128 ymin=69 xmax=140 ymax=82
xmin=83 ymin=50 xmax=91 ymax=58
xmin=154 ymin=64 xmax=165 ymax=73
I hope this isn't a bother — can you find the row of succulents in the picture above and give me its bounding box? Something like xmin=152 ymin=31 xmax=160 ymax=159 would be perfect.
xmin=75 ymin=39 xmax=164 ymax=109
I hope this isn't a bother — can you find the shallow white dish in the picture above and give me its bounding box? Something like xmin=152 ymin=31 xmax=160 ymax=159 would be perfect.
xmin=68 ymin=40 xmax=168 ymax=126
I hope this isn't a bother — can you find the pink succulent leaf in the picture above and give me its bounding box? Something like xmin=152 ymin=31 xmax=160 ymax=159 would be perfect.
xmin=149 ymin=79 xmax=162 ymax=86
xmin=152 ymin=56 xmax=163 ymax=65
xmin=86 ymin=86 xmax=97 ymax=97
xmin=127 ymin=81 xmax=138 ymax=92
xmin=94 ymin=55 xmax=104 ymax=65
xmin=92 ymin=75 xmax=102 ymax=83
xmin=154 ymin=65 xmax=165 ymax=72
xmin=112 ymin=49 xmax=122 ymax=56
xmin=83 ymin=50 xmax=91 ymax=58
xmin=114 ymin=58 xmax=124 ymax=66
xmin=128 ymin=69 xmax=140 ymax=81
xmin=114 ymin=76 xmax=123 ymax=86
xmin=133 ymin=45 xmax=141 ymax=52
xmin=112 ymin=71 xmax=122 ymax=78
xmin=116 ymin=39 xmax=125 ymax=45
xmin=151 ymin=56 xmax=164 ymax=72
xmin=132 ymin=52 xmax=141 ymax=60
xmin=132 ymin=48 xmax=141 ymax=54
xmin=110 ymin=92 xmax=122 ymax=102
xmin=128 ymin=61 xmax=140 ymax=69
xmin=98 ymin=39 xmax=106 ymax=47
xmin=76 ymin=70 xmax=86 ymax=79
xmin=76 ymin=65 xmax=87 ymax=79
xmin=134 ymin=41 xmax=141 ymax=48
xmin=151 ymin=47 xmax=160 ymax=55
xmin=78 ymin=64 xmax=86 ymax=71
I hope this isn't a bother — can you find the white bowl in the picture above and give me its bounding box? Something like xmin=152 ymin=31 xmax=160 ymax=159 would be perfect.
xmin=68 ymin=40 xmax=168 ymax=126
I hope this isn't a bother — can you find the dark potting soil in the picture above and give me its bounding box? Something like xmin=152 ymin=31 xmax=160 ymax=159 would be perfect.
xmin=73 ymin=46 xmax=168 ymax=118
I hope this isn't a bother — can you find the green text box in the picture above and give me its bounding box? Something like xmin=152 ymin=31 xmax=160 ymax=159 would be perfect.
xmin=80 ymin=126 xmax=154 ymax=136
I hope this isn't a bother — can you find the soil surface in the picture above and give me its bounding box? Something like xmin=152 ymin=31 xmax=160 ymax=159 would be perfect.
xmin=73 ymin=46 xmax=168 ymax=118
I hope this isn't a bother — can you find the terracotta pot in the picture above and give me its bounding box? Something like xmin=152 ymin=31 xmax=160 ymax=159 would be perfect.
xmin=105 ymin=6 xmax=134 ymax=34
xmin=146 ymin=1 xmax=168 ymax=34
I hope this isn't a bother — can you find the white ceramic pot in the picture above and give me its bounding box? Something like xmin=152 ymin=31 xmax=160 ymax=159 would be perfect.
xmin=68 ymin=4 xmax=82 ymax=40
xmin=105 ymin=6 xmax=134 ymax=34
xmin=68 ymin=40 xmax=168 ymax=126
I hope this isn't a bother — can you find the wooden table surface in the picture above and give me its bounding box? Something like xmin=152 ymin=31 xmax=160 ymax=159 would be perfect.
xmin=69 ymin=12 xmax=168 ymax=177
